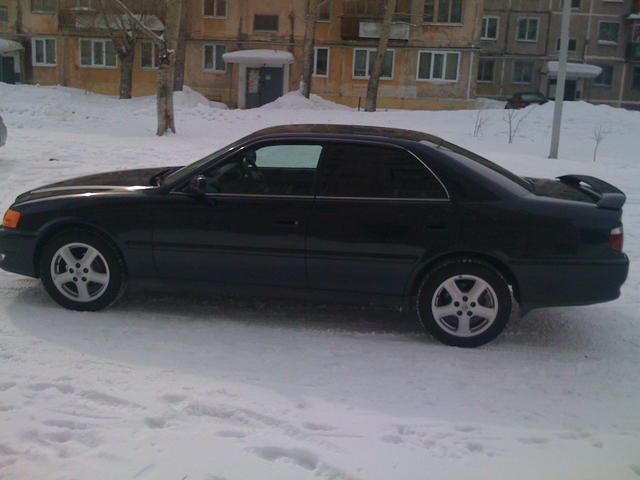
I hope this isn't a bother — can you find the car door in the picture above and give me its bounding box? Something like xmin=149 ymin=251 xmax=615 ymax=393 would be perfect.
xmin=153 ymin=141 xmax=323 ymax=289
xmin=306 ymin=141 xmax=455 ymax=296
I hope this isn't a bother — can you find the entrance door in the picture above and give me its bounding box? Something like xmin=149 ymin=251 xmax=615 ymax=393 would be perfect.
xmin=0 ymin=56 xmax=15 ymax=84
xmin=548 ymin=79 xmax=577 ymax=100
xmin=246 ymin=67 xmax=284 ymax=108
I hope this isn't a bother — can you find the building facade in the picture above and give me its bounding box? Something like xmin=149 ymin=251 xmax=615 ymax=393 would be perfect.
xmin=478 ymin=0 xmax=640 ymax=108
xmin=0 ymin=0 xmax=484 ymax=109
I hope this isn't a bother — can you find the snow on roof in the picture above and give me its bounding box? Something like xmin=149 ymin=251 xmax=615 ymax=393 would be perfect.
xmin=222 ymin=49 xmax=294 ymax=66
xmin=544 ymin=62 xmax=602 ymax=79
xmin=0 ymin=38 xmax=24 ymax=54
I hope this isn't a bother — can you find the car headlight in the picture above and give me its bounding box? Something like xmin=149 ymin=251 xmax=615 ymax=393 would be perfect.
xmin=2 ymin=209 xmax=21 ymax=229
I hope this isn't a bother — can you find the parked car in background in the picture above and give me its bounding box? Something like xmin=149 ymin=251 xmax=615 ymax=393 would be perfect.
xmin=0 ymin=125 xmax=629 ymax=347
xmin=505 ymin=92 xmax=548 ymax=109
xmin=0 ymin=114 xmax=6 ymax=147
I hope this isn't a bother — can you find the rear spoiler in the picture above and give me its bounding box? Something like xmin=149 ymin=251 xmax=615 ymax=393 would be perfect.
xmin=557 ymin=175 xmax=626 ymax=210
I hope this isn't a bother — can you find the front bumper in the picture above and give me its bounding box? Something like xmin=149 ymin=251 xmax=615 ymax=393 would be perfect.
xmin=511 ymin=255 xmax=630 ymax=312
xmin=0 ymin=227 xmax=39 ymax=277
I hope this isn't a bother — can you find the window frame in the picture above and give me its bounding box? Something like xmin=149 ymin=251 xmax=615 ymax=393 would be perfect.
xmin=79 ymin=38 xmax=117 ymax=69
xmin=512 ymin=60 xmax=534 ymax=84
xmin=0 ymin=5 xmax=9 ymax=22
xmin=31 ymin=37 xmax=57 ymax=67
xmin=352 ymin=48 xmax=395 ymax=80
xmin=30 ymin=0 xmax=56 ymax=14
xmin=317 ymin=0 xmax=331 ymax=22
xmin=516 ymin=17 xmax=539 ymax=43
xmin=253 ymin=14 xmax=279 ymax=32
xmin=597 ymin=21 xmax=620 ymax=45
xmin=593 ymin=64 xmax=613 ymax=87
xmin=313 ymin=46 xmax=330 ymax=77
xmin=631 ymin=67 xmax=640 ymax=90
xmin=203 ymin=42 xmax=227 ymax=73
xmin=555 ymin=37 xmax=577 ymax=52
xmin=423 ymin=0 xmax=464 ymax=25
xmin=140 ymin=40 xmax=159 ymax=69
xmin=477 ymin=58 xmax=495 ymax=83
xmin=203 ymin=0 xmax=227 ymax=19
xmin=416 ymin=50 xmax=461 ymax=83
xmin=481 ymin=15 xmax=499 ymax=40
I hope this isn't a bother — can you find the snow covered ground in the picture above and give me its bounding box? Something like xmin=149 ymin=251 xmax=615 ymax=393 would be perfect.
xmin=0 ymin=84 xmax=639 ymax=480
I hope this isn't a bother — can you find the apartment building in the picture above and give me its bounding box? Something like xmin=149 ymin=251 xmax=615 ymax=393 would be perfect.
xmin=478 ymin=0 xmax=640 ymax=108
xmin=0 ymin=0 xmax=484 ymax=109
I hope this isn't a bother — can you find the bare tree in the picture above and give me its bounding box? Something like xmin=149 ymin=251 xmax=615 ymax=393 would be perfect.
xmin=111 ymin=0 xmax=181 ymax=135
xmin=591 ymin=124 xmax=610 ymax=162
xmin=473 ymin=107 xmax=487 ymax=137
xmin=93 ymin=0 xmax=160 ymax=99
xmin=503 ymin=107 xmax=535 ymax=144
xmin=172 ymin=0 xmax=188 ymax=91
xmin=364 ymin=0 xmax=397 ymax=112
xmin=300 ymin=0 xmax=320 ymax=98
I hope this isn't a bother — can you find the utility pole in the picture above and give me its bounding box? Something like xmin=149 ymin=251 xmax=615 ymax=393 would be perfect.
xmin=549 ymin=0 xmax=572 ymax=159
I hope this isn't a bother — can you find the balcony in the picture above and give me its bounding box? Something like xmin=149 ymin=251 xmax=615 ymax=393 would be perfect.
xmin=340 ymin=15 xmax=411 ymax=41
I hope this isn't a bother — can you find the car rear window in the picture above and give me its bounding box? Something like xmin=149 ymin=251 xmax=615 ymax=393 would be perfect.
xmin=520 ymin=93 xmax=544 ymax=101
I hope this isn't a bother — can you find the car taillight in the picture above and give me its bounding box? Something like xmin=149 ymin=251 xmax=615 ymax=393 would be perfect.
xmin=610 ymin=226 xmax=624 ymax=252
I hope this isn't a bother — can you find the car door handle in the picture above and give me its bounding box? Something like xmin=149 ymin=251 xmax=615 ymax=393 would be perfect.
xmin=275 ymin=219 xmax=300 ymax=226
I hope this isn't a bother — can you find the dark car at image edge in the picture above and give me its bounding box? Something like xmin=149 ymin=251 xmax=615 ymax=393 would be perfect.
xmin=0 ymin=125 xmax=629 ymax=347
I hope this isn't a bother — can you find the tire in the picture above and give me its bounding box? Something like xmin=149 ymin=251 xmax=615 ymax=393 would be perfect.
xmin=39 ymin=229 xmax=126 ymax=311
xmin=416 ymin=259 xmax=512 ymax=348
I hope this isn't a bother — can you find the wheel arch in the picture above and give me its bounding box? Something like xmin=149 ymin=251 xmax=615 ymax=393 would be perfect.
xmin=33 ymin=220 xmax=127 ymax=278
xmin=407 ymin=251 xmax=520 ymax=304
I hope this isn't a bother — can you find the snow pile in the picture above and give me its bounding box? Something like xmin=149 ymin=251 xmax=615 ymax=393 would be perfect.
xmin=0 ymin=84 xmax=639 ymax=479
xmin=260 ymin=89 xmax=351 ymax=111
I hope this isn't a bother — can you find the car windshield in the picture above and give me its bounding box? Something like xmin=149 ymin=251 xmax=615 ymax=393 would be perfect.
xmin=423 ymin=139 xmax=533 ymax=191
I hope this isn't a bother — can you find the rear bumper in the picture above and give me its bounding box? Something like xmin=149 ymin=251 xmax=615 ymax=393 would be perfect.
xmin=511 ymin=256 xmax=629 ymax=312
xmin=0 ymin=227 xmax=38 ymax=277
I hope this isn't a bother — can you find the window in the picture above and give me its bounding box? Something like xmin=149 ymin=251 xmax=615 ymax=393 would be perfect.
xmin=477 ymin=59 xmax=495 ymax=82
xmin=556 ymin=37 xmax=577 ymax=52
xmin=317 ymin=0 xmax=331 ymax=22
xmin=517 ymin=18 xmax=539 ymax=42
xmin=31 ymin=0 xmax=55 ymax=12
xmin=204 ymin=43 xmax=226 ymax=72
xmin=0 ymin=6 xmax=8 ymax=21
xmin=424 ymin=0 xmax=462 ymax=24
xmin=313 ymin=47 xmax=329 ymax=77
xmin=561 ymin=0 xmax=580 ymax=8
xmin=481 ymin=16 xmax=499 ymax=40
xmin=633 ymin=24 xmax=640 ymax=43
xmin=203 ymin=0 xmax=226 ymax=17
xmin=141 ymin=41 xmax=159 ymax=69
xmin=200 ymin=144 xmax=323 ymax=196
xmin=598 ymin=22 xmax=619 ymax=45
xmin=317 ymin=144 xmax=447 ymax=199
xmin=593 ymin=64 xmax=613 ymax=87
xmin=632 ymin=67 xmax=640 ymax=90
xmin=80 ymin=39 xmax=116 ymax=68
xmin=76 ymin=0 xmax=92 ymax=9
xmin=353 ymin=48 xmax=394 ymax=79
xmin=417 ymin=51 xmax=460 ymax=81
xmin=254 ymin=14 xmax=278 ymax=32
xmin=512 ymin=60 xmax=534 ymax=84
xmin=32 ymin=37 xmax=56 ymax=66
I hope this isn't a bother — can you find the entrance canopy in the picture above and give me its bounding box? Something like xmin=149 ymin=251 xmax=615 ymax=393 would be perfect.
xmin=543 ymin=62 xmax=602 ymax=79
xmin=223 ymin=49 xmax=294 ymax=68
xmin=0 ymin=39 xmax=24 ymax=55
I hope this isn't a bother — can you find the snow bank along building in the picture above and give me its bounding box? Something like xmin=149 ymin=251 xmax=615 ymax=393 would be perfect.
xmin=0 ymin=0 xmax=639 ymax=109
xmin=0 ymin=0 xmax=482 ymax=109
xmin=478 ymin=0 xmax=640 ymax=109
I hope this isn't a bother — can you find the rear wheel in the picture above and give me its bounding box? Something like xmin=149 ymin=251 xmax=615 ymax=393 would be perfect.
xmin=417 ymin=259 xmax=512 ymax=347
xmin=40 ymin=230 xmax=125 ymax=311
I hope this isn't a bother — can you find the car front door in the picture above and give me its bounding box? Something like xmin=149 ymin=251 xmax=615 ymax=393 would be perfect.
xmin=153 ymin=142 xmax=323 ymax=289
xmin=306 ymin=142 xmax=455 ymax=297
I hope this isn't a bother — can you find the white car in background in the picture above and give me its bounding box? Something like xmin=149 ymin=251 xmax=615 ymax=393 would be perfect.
xmin=0 ymin=114 xmax=6 ymax=147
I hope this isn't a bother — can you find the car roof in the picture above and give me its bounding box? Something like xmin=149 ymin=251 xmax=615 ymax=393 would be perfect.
xmin=246 ymin=124 xmax=445 ymax=146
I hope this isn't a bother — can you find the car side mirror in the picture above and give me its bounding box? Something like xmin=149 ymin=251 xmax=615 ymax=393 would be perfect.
xmin=185 ymin=174 xmax=207 ymax=196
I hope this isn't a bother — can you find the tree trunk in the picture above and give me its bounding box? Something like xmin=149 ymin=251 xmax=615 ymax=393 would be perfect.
xmin=364 ymin=0 xmax=397 ymax=112
xmin=301 ymin=0 xmax=319 ymax=98
xmin=118 ymin=49 xmax=134 ymax=99
xmin=173 ymin=0 xmax=188 ymax=91
xmin=157 ymin=0 xmax=182 ymax=136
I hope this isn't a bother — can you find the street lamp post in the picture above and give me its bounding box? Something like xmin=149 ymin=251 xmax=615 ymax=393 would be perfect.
xmin=549 ymin=0 xmax=572 ymax=159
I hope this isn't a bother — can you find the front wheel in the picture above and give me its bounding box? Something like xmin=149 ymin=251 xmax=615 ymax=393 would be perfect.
xmin=417 ymin=259 xmax=512 ymax=347
xmin=40 ymin=230 xmax=126 ymax=311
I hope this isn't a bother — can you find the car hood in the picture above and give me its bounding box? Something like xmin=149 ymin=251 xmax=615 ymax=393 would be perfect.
xmin=14 ymin=167 xmax=175 ymax=204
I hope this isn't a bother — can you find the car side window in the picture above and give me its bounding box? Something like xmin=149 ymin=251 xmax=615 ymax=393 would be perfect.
xmin=200 ymin=143 xmax=323 ymax=196
xmin=316 ymin=143 xmax=447 ymax=199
